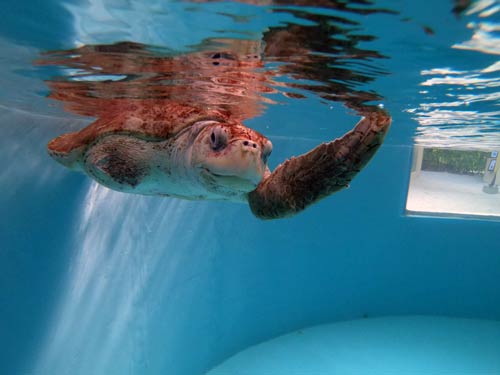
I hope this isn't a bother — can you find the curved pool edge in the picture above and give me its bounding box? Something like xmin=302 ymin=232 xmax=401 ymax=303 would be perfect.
xmin=207 ymin=315 xmax=500 ymax=374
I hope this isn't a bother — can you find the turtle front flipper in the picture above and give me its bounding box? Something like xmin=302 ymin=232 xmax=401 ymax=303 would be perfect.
xmin=248 ymin=110 xmax=391 ymax=219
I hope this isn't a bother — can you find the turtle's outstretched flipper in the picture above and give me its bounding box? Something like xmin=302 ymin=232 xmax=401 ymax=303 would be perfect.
xmin=248 ymin=110 xmax=391 ymax=219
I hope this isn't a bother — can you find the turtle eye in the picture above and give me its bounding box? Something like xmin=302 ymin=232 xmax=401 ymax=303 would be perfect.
xmin=209 ymin=127 xmax=228 ymax=151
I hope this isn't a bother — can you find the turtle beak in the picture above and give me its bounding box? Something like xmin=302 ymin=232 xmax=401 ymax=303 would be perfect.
xmin=202 ymin=138 xmax=267 ymax=185
xmin=236 ymin=139 xmax=269 ymax=184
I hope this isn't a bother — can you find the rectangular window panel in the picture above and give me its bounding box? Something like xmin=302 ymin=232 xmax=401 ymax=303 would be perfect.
xmin=406 ymin=147 xmax=500 ymax=220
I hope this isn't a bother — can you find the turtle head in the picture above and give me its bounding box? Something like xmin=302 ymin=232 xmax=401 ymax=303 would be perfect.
xmin=190 ymin=121 xmax=273 ymax=196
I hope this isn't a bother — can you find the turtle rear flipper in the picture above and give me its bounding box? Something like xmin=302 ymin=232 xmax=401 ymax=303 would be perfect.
xmin=83 ymin=135 xmax=151 ymax=191
xmin=248 ymin=110 xmax=391 ymax=220
xmin=47 ymin=117 xmax=109 ymax=171
xmin=47 ymin=132 xmax=87 ymax=171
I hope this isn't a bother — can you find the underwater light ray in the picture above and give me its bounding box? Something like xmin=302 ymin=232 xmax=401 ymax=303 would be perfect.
xmin=33 ymin=182 xmax=210 ymax=374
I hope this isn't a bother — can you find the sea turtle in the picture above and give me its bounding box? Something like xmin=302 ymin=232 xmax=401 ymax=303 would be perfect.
xmin=48 ymin=99 xmax=390 ymax=219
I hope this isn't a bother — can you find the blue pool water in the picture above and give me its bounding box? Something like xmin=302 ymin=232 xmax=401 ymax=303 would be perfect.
xmin=1 ymin=1 xmax=499 ymax=374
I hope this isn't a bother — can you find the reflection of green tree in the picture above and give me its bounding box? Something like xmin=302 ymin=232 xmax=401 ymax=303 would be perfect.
xmin=422 ymin=149 xmax=489 ymax=175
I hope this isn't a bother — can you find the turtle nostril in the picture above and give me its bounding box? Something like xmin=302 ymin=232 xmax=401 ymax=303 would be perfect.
xmin=242 ymin=140 xmax=258 ymax=149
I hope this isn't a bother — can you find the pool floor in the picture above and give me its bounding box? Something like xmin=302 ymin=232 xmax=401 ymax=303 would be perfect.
xmin=208 ymin=316 xmax=500 ymax=374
